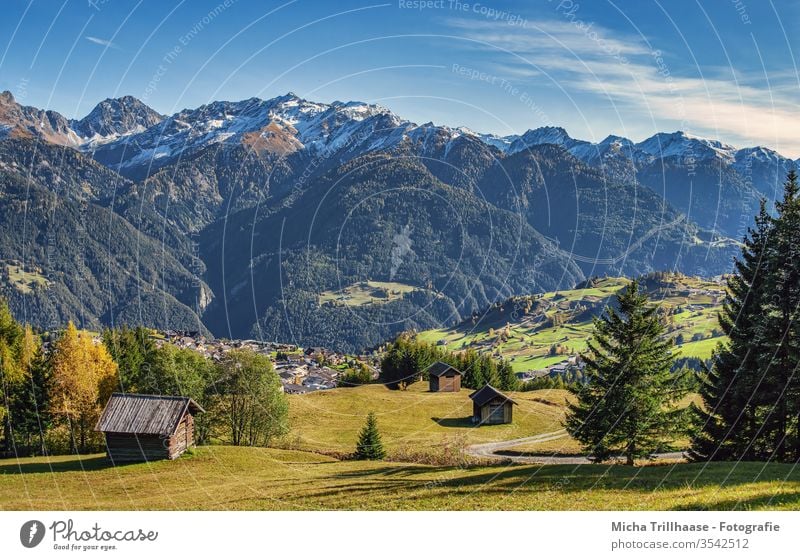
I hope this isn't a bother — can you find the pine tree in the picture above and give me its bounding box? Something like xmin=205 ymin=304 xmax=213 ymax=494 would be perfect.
xmin=565 ymin=280 xmax=689 ymax=465
xmin=102 ymin=326 xmax=156 ymax=392
xmin=7 ymin=326 xmax=49 ymax=454
xmin=759 ymin=170 xmax=800 ymax=460
xmin=690 ymin=200 xmax=774 ymax=461
xmin=355 ymin=411 xmax=385 ymax=460
xmin=498 ymin=360 xmax=519 ymax=391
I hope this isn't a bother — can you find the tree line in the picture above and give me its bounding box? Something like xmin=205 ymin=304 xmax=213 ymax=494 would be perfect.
xmin=0 ymin=312 xmax=288 ymax=456
xmin=379 ymin=333 xmax=518 ymax=391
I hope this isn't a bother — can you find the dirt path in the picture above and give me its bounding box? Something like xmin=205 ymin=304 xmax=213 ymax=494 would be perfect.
xmin=466 ymin=429 xmax=686 ymax=465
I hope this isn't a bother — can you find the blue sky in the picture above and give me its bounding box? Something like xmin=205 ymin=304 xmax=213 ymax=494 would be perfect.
xmin=2 ymin=0 xmax=800 ymax=155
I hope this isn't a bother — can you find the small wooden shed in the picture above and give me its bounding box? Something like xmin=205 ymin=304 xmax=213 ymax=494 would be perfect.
xmin=95 ymin=393 xmax=205 ymax=462
xmin=425 ymin=361 xmax=462 ymax=392
xmin=469 ymin=384 xmax=516 ymax=425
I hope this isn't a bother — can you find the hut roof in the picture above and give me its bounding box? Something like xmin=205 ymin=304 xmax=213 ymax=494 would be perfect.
xmin=95 ymin=393 xmax=204 ymax=436
xmin=468 ymin=384 xmax=517 ymax=407
xmin=425 ymin=361 xmax=462 ymax=377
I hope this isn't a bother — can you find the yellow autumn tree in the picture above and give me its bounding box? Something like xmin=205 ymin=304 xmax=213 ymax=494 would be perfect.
xmin=0 ymin=298 xmax=24 ymax=450
xmin=49 ymin=322 xmax=117 ymax=452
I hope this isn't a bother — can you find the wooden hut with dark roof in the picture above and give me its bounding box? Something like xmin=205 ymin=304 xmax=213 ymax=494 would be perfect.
xmin=95 ymin=393 xmax=205 ymax=462
xmin=425 ymin=361 xmax=462 ymax=392
xmin=469 ymin=384 xmax=516 ymax=425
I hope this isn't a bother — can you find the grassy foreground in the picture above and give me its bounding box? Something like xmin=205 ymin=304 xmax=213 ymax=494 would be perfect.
xmin=1 ymin=446 xmax=799 ymax=510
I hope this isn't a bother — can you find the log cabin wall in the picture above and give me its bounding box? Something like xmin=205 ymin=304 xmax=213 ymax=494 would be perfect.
xmin=105 ymin=433 xmax=171 ymax=462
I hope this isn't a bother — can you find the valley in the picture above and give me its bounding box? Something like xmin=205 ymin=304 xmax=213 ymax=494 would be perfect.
xmin=0 ymin=89 xmax=781 ymax=351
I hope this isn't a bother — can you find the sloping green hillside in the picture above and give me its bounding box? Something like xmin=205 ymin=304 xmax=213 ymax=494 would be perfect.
xmin=418 ymin=274 xmax=727 ymax=372
xmin=286 ymin=383 xmax=569 ymax=457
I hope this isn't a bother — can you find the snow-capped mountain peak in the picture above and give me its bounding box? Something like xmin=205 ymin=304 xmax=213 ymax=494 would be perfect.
xmin=635 ymin=130 xmax=737 ymax=163
xmin=72 ymin=95 xmax=164 ymax=142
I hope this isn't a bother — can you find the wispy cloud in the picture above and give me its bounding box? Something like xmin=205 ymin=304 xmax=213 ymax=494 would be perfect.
xmin=85 ymin=36 xmax=120 ymax=49
xmin=447 ymin=17 xmax=800 ymax=156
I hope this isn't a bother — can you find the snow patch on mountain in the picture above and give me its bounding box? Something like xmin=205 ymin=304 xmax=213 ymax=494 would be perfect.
xmin=4 ymin=89 xmax=798 ymax=183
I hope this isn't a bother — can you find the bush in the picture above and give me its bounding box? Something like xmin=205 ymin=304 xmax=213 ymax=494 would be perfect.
xmin=338 ymin=363 xmax=373 ymax=387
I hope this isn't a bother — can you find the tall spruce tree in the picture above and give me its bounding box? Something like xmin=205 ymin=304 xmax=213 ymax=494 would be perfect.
xmin=355 ymin=411 xmax=385 ymax=460
xmin=7 ymin=326 xmax=49 ymax=454
xmin=565 ymin=280 xmax=689 ymax=465
xmin=692 ymin=170 xmax=800 ymax=462
xmin=759 ymin=170 xmax=800 ymax=460
xmin=102 ymin=326 xmax=156 ymax=392
xmin=690 ymin=200 xmax=774 ymax=461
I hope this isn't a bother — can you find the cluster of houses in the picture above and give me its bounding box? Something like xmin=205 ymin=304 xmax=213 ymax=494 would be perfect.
xmin=162 ymin=330 xmax=297 ymax=361
xmin=160 ymin=331 xmax=366 ymax=394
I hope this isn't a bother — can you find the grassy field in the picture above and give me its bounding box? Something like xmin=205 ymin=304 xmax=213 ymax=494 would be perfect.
xmin=418 ymin=275 xmax=728 ymax=371
xmin=3 ymin=263 xmax=49 ymax=294
xmin=285 ymin=383 xmax=569 ymax=458
xmin=2 ymin=446 xmax=799 ymax=510
xmin=1 ymin=386 xmax=792 ymax=512
xmin=318 ymin=280 xmax=419 ymax=307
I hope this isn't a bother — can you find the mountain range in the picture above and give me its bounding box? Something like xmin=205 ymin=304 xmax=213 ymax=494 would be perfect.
xmin=0 ymin=89 xmax=792 ymax=350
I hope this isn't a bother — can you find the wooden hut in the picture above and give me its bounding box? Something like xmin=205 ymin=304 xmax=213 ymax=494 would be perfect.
xmin=425 ymin=361 xmax=463 ymax=392
xmin=469 ymin=384 xmax=516 ymax=425
xmin=95 ymin=393 xmax=205 ymax=462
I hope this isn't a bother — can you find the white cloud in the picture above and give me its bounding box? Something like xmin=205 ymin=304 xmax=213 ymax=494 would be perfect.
xmin=85 ymin=36 xmax=120 ymax=49
xmin=447 ymin=17 xmax=800 ymax=157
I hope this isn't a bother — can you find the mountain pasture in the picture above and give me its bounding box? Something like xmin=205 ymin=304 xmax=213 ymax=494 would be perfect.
xmin=418 ymin=275 xmax=728 ymax=371
xmin=284 ymin=383 xmax=569 ymax=458
xmin=2 ymin=447 xmax=799 ymax=510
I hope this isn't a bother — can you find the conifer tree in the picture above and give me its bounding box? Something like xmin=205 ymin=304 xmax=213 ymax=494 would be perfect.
xmin=690 ymin=200 xmax=774 ymax=461
xmin=101 ymin=326 xmax=156 ymax=392
xmin=355 ymin=411 xmax=385 ymax=460
xmin=759 ymin=170 xmax=800 ymax=460
xmin=7 ymin=326 xmax=49 ymax=454
xmin=565 ymin=280 xmax=689 ymax=465
xmin=497 ymin=360 xmax=518 ymax=391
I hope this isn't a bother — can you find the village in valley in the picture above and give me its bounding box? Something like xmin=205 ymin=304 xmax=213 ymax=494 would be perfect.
xmin=146 ymin=273 xmax=728 ymax=397
xmin=159 ymin=330 xmax=375 ymax=393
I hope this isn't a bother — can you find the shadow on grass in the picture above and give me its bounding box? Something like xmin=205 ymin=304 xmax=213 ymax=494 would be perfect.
xmin=432 ymin=416 xmax=474 ymax=428
xmin=332 ymin=464 xmax=456 ymax=479
xmin=0 ymin=456 xmax=112 ymax=474
xmin=312 ymin=461 xmax=800 ymax=507
xmin=494 ymin=450 xmax=586 ymax=459
xmin=673 ymin=491 xmax=800 ymax=511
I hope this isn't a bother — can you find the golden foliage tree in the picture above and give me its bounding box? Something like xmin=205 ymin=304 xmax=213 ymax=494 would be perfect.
xmin=0 ymin=298 xmax=24 ymax=450
xmin=49 ymin=322 xmax=117 ymax=452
